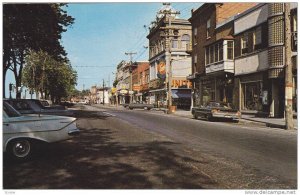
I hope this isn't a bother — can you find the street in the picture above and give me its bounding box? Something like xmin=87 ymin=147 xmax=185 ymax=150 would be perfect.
xmin=3 ymin=104 xmax=297 ymax=189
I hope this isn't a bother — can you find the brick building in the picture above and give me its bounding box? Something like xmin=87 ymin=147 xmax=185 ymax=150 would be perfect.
xmin=188 ymin=3 xmax=257 ymax=107
xmin=131 ymin=61 xmax=150 ymax=103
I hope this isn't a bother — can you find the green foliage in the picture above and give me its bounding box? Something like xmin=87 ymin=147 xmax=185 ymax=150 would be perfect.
xmin=23 ymin=50 xmax=77 ymax=101
xmin=3 ymin=3 xmax=75 ymax=98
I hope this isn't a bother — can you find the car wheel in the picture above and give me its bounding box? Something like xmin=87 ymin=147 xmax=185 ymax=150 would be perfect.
xmin=193 ymin=113 xmax=198 ymax=119
xmin=8 ymin=139 xmax=32 ymax=161
xmin=206 ymin=114 xmax=212 ymax=121
xmin=129 ymin=107 xmax=133 ymax=110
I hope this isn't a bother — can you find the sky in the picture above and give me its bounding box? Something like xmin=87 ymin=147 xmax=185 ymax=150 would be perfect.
xmin=62 ymin=2 xmax=200 ymax=91
xmin=4 ymin=2 xmax=201 ymax=97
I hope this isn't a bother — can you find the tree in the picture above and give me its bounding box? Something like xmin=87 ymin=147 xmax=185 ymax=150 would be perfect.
xmin=3 ymin=3 xmax=74 ymax=98
xmin=23 ymin=50 xmax=77 ymax=102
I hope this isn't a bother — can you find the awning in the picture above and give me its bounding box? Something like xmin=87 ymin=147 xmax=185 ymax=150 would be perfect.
xmin=171 ymin=89 xmax=191 ymax=99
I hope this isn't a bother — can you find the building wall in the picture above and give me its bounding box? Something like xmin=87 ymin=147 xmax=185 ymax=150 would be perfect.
xmin=217 ymin=3 xmax=258 ymax=24
xmin=234 ymin=4 xmax=268 ymax=35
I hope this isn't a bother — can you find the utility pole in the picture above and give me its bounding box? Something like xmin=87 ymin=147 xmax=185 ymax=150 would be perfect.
xmin=102 ymin=79 xmax=105 ymax=105
xmin=284 ymin=3 xmax=294 ymax=130
xmin=125 ymin=52 xmax=137 ymax=104
xmin=159 ymin=3 xmax=180 ymax=114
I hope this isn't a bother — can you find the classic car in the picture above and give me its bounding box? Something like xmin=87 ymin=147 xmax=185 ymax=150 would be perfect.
xmin=128 ymin=102 xmax=154 ymax=110
xmin=4 ymin=99 xmax=73 ymax=116
xmin=3 ymin=101 xmax=80 ymax=160
xmin=191 ymin=101 xmax=241 ymax=121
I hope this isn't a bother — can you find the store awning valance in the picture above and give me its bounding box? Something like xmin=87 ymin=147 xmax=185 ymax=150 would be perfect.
xmin=171 ymin=89 xmax=191 ymax=99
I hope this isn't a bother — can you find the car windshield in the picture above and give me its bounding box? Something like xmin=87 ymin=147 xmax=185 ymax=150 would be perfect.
xmin=3 ymin=102 xmax=21 ymax=117
xmin=207 ymin=102 xmax=233 ymax=109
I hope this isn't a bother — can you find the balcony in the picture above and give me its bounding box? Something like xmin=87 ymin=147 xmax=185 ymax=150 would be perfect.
xmin=206 ymin=60 xmax=234 ymax=75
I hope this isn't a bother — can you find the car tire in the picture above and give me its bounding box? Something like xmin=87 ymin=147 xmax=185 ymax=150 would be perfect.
xmin=8 ymin=139 xmax=33 ymax=161
xmin=206 ymin=114 xmax=212 ymax=121
xmin=193 ymin=113 xmax=198 ymax=119
xmin=129 ymin=107 xmax=133 ymax=110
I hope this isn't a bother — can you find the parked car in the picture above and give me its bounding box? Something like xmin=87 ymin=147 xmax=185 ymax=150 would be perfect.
xmin=192 ymin=101 xmax=241 ymax=121
xmin=60 ymin=101 xmax=75 ymax=107
xmin=4 ymin=99 xmax=73 ymax=116
xmin=3 ymin=101 xmax=80 ymax=160
xmin=128 ymin=102 xmax=154 ymax=110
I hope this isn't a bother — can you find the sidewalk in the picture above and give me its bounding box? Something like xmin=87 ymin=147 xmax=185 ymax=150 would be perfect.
xmin=172 ymin=109 xmax=298 ymax=130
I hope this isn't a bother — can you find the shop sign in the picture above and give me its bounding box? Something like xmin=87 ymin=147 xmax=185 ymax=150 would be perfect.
xmin=120 ymin=89 xmax=128 ymax=94
xmin=133 ymin=85 xmax=141 ymax=91
xmin=172 ymin=80 xmax=192 ymax=88
xmin=157 ymin=60 xmax=166 ymax=79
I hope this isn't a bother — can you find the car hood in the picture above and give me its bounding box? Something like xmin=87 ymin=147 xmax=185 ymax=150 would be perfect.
xmin=9 ymin=114 xmax=76 ymax=123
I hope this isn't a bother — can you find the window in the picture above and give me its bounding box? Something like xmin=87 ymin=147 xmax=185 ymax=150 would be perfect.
xmin=219 ymin=42 xmax=223 ymax=61
xmin=194 ymin=28 xmax=198 ymax=45
xmin=181 ymin=34 xmax=190 ymax=49
xmin=241 ymin=33 xmax=248 ymax=54
xmin=194 ymin=54 xmax=197 ymax=63
xmin=209 ymin=45 xmax=214 ymax=63
xmin=206 ymin=19 xmax=211 ymax=38
xmin=172 ymin=40 xmax=178 ymax=48
xmin=214 ymin=44 xmax=219 ymax=62
xmin=255 ymin=26 xmax=262 ymax=45
xmin=227 ymin=41 xmax=234 ymax=60
xmin=206 ymin=47 xmax=209 ymax=65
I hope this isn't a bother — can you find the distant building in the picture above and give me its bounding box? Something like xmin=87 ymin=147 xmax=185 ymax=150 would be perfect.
xmin=131 ymin=61 xmax=150 ymax=103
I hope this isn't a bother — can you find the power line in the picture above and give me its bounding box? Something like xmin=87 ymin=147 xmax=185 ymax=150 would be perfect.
xmin=73 ymin=65 xmax=114 ymax=68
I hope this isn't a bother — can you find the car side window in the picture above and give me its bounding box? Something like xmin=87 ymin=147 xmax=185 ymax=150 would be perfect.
xmin=14 ymin=101 xmax=32 ymax=111
xmin=3 ymin=102 xmax=21 ymax=117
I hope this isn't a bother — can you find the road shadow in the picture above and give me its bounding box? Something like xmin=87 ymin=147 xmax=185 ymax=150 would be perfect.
xmin=3 ymin=125 xmax=217 ymax=189
xmin=72 ymin=110 xmax=110 ymax=120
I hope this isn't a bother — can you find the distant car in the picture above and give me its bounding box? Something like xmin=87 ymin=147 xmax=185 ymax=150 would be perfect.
xmin=192 ymin=101 xmax=241 ymax=121
xmin=128 ymin=102 xmax=154 ymax=110
xmin=4 ymin=99 xmax=73 ymax=116
xmin=60 ymin=101 xmax=75 ymax=107
xmin=3 ymin=101 xmax=80 ymax=160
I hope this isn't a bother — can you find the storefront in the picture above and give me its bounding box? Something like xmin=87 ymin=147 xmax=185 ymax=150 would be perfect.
xmin=171 ymin=89 xmax=191 ymax=110
xmin=240 ymin=81 xmax=263 ymax=111
xmin=200 ymin=74 xmax=234 ymax=106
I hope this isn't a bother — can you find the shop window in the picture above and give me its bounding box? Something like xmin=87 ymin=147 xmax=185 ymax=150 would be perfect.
xmin=242 ymin=82 xmax=262 ymax=111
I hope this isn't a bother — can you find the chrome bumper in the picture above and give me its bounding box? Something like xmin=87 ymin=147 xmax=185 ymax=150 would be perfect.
xmin=68 ymin=129 xmax=80 ymax=136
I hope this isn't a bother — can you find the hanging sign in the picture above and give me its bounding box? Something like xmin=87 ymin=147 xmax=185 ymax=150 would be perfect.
xmin=157 ymin=60 xmax=166 ymax=79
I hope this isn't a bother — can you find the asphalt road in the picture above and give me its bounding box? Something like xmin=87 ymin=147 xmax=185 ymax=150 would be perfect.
xmin=95 ymin=105 xmax=297 ymax=188
xmin=3 ymin=104 xmax=297 ymax=189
